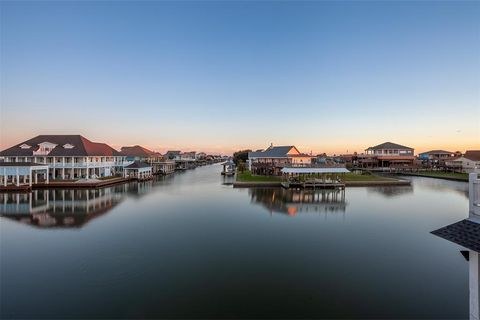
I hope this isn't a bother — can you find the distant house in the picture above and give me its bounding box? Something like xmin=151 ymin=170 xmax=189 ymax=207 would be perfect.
xmin=196 ymin=152 xmax=207 ymax=160
xmin=165 ymin=151 xmax=181 ymax=160
xmin=181 ymin=151 xmax=196 ymax=161
xmin=248 ymin=145 xmax=313 ymax=175
xmin=445 ymin=150 xmax=480 ymax=173
xmin=364 ymin=142 xmax=415 ymax=168
xmin=120 ymin=145 xmax=163 ymax=162
xmin=419 ymin=150 xmax=455 ymax=160
xmin=0 ymin=135 xmax=122 ymax=179
xmin=120 ymin=145 xmax=174 ymax=175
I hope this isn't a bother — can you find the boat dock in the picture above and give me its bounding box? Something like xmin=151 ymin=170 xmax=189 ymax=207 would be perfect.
xmin=281 ymin=180 xmax=345 ymax=189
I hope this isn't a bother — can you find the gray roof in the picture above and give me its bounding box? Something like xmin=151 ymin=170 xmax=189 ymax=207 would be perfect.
xmin=249 ymin=146 xmax=297 ymax=158
xmin=124 ymin=161 xmax=152 ymax=169
xmin=432 ymin=219 xmax=480 ymax=252
xmin=366 ymin=142 xmax=413 ymax=151
xmin=419 ymin=150 xmax=454 ymax=155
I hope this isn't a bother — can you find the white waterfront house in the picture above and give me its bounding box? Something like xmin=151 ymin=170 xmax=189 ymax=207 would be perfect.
xmin=0 ymin=135 xmax=123 ymax=180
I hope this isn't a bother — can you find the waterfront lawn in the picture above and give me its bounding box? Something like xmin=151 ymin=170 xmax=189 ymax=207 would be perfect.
xmin=342 ymin=173 xmax=397 ymax=182
xmin=409 ymin=171 xmax=468 ymax=181
xmin=236 ymin=171 xmax=282 ymax=182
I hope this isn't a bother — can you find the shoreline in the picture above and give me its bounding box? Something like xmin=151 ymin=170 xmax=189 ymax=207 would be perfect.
xmin=393 ymin=172 xmax=468 ymax=182
xmin=0 ymin=177 xmax=134 ymax=192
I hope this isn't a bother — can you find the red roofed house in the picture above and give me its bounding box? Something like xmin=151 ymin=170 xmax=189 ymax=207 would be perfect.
xmin=0 ymin=135 xmax=124 ymax=179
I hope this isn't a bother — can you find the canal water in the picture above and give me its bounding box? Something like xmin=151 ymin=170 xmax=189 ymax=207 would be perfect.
xmin=0 ymin=164 xmax=470 ymax=319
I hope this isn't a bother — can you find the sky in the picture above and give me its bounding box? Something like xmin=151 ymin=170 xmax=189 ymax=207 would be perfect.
xmin=0 ymin=1 xmax=479 ymax=155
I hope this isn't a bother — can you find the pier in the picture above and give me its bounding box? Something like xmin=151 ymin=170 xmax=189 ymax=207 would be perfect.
xmin=281 ymin=166 xmax=350 ymax=190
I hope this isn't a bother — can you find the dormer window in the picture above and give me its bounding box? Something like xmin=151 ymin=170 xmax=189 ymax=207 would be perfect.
xmin=33 ymin=142 xmax=58 ymax=156
xmin=63 ymin=144 xmax=74 ymax=149
xmin=19 ymin=144 xmax=31 ymax=149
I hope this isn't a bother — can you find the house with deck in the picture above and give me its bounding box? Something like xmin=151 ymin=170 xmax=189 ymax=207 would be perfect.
xmin=0 ymin=135 xmax=122 ymax=180
xmin=364 ymin=142 xmax=416 ymax=168
xmin=418 ymin=150 xmax=456 ymax=168
xmin=120 ymin=145 xmax=175 ymax=175
xmin=445 ymin=151 xmax=480 ymax=173
xmin=248 ymin=145 xmax=313 ymax=175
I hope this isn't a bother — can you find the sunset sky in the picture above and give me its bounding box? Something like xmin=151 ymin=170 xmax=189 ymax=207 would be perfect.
xmin=1 ymin=1 xmax=479 ymax=155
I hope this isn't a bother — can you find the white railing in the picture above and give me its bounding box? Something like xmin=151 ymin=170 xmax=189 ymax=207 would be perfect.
xmin=48 ymin=162 xmax=116 ymax=168
xmin=470 ymin=172 xmax=480 ymax=218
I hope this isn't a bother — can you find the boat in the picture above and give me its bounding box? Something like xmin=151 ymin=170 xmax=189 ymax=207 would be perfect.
xmin=221 ymin=160 xmax=236 ymax=176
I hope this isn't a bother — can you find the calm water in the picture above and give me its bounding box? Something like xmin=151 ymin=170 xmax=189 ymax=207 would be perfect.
xmin=0 ymin=164 xmax=470 ymax=319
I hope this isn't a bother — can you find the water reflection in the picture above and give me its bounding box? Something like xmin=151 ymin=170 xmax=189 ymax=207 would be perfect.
xmin=0 ymin=179 xmax=164 ymax=228
xmin=366 ymin=185 xmax=414 ymax=198
xmin=249 ymin=188 xmax=347 ymax=216
xmin=405 ymin=176 xmax=469 ymax=198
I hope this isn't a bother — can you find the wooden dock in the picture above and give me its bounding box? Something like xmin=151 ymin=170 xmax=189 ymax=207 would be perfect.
xmin=281 ymin=180 xmax=345 ymax=190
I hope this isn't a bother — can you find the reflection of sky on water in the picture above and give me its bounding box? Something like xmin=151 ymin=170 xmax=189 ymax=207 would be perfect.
xmin=0 ymin=164 xmax=472 ymax=319
xmin=366 ymin=185 xmax=414 ymax=198
xmin=401 ymin=176 xmax=469 ymax=199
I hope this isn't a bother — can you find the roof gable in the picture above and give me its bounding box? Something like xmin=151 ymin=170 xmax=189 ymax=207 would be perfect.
xmin=249 ymin=145 xmax=307 ymax=158
xmin=120 ymin=145 xmax=158 ymax=157
xmin=367 ymin=142 xmax=413 ymax=150
xmin=419 ymin=150 xmax=454 ymax=155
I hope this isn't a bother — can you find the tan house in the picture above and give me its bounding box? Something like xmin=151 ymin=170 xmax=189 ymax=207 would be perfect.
xmin=248 ymin=145 xmax=313 ymax=175
xmin=364 ymin=142 xmax=415 ymax=168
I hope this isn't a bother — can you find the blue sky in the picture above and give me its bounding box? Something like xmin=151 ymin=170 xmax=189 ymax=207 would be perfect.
xmin=1 ymin=1 xmax=479 ymax=154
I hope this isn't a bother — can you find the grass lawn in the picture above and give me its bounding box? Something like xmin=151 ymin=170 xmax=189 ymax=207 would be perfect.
xmin=342 ymin=173 xmax=397 ymax=182
xmin=236 ymin=171 xmax=396 ymax=182
xmin=236 ymin=171 xmax=282 ymax=182
xmin=407 ymin=171 xmax=468 ymax=181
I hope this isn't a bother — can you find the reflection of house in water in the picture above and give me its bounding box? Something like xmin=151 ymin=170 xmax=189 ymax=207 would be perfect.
xmin=0 ymin=188 xmax=125 ymax=228
xmin=249 ymin=188 xmax=346 ymax=216
xmin=0 ymin=173 xmax=174 ymax=228
xmin=0 ymin=179 xmax=160 ymax=228
xmin=366 ymin=185 xmax=414 ymax=198
xmin=432 ymin=173 xmax=479 ymax=320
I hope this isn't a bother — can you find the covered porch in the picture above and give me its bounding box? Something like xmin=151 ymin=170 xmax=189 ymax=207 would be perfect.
xmin=124 ymin=161 xmax=153 ymax=180
xmin=0 ymin=162 xmax=50 ymax=189
xmin=281 ymin=167 xmax=350 ymax=189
